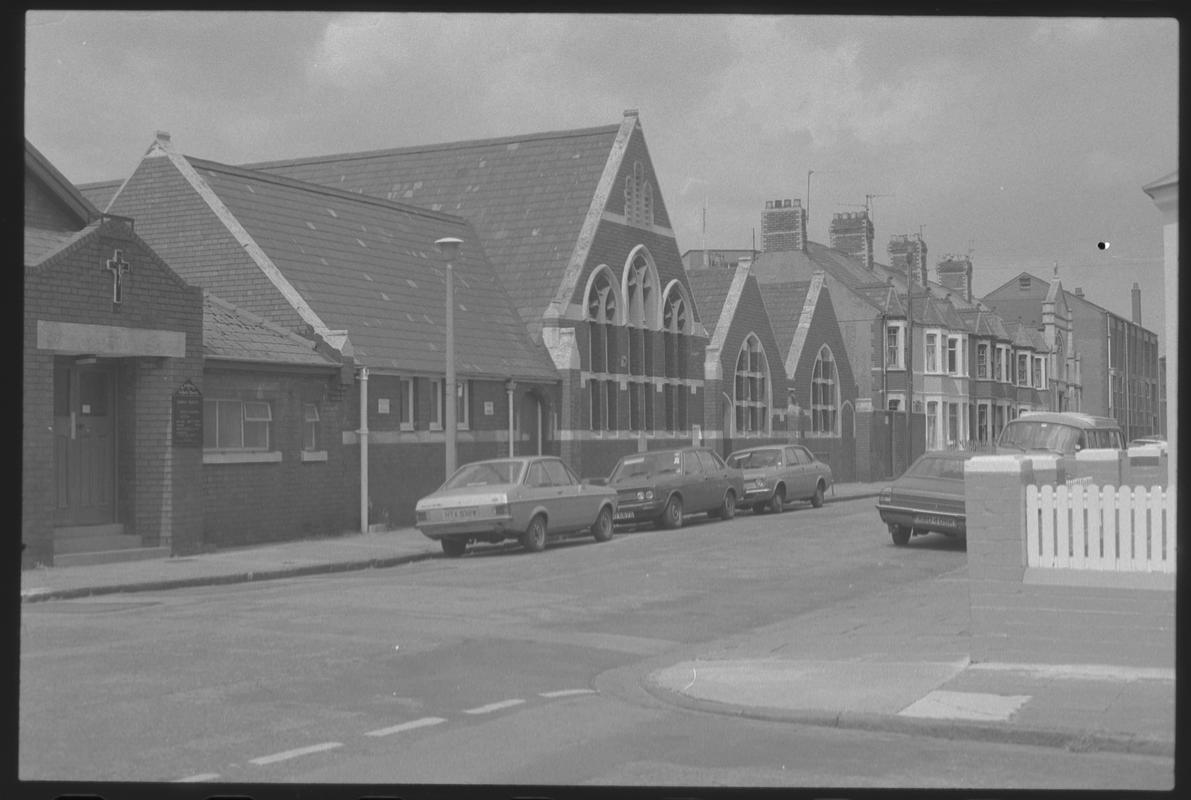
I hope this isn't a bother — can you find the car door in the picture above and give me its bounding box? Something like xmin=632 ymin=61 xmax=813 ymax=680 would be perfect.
xmin=680 ymin=450 xmax=709 ymax=510
xmin=697 ymin=449 xmax=731 ymax=510
xmin=523 ymin=460 xmax=560 ymax=526
xmin=542 ymin=457 xmax=585 ymax=531
xmin=788 ymin=446 xmax=814 ymax=497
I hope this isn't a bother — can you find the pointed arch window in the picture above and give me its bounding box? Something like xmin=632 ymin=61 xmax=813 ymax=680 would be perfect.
xmin=663 ymin=287 xmax=691 ymax=430
xmin=587 ymin=269 xmax=619 ymax=432
xmin=734 ymin=334 xmax=770 ymax=435
xmin=811 ymin=345 xmax=839 ymax=435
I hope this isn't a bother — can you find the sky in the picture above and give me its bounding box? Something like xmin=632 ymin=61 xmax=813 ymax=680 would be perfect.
xmin=24 ymin=11 xmax=1179 ymax=351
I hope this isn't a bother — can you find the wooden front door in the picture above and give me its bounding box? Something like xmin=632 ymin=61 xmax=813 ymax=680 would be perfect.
xmin=53 ymin=360 xmax=117 ymax=526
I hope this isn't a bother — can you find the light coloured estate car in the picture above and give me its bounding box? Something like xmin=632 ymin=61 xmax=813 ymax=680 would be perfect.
xmin=727 ymin=444 xmax=833 ymax=513
xmin=415 ymin=456 xmax=617 ymax=557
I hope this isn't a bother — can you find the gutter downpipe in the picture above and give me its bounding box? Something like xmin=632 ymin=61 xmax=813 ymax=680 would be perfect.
xmin=359 ymin=366 xmax=369 ymax=534
xmin=506 ymin=380 xmax=516 ymax=457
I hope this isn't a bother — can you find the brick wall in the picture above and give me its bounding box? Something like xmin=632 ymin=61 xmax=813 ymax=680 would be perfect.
xmin=23 ymin=220 xmax=203 ymax=565
xmin=965 ymin=455 xmax=1175 ymax=668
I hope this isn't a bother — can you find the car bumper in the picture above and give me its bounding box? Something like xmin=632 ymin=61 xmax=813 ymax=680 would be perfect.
xmin=613 ymin=503 xmax=662 ymax=524
xmin=741 ymin=486 xmax=775 ymax=505
xmin=417 ymin=515 xmax=519 ymax=540
xmin=876 ymin=503 xmax=966 ymax=535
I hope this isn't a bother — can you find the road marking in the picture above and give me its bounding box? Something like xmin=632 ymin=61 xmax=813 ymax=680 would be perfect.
xmin=249 ymin=741 xmax=343 ymax=765
xmin=463 ymin=698 xmax=525 ymax=715
xmin=173 ymin=773 xmax=220 ymax=782
xmin=365 ymin=716 xmax=447 ymax=737
xmin=538 ymin=689 xmax=596 ymax=698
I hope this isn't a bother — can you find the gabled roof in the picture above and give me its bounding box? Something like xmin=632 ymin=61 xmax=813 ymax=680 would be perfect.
xmin=25 ymin=139 xmax=100 ymax=224
xmin=204 ymin=292 xmax=341 ymax=367
xmin=77 ymin=178 xmax=123 ymax=211
xmin=684 ymin=268 xmax=737 ymax=339
xmin=243 ymin=123 xmax=624 ymax=336
xmin=758 ymin=281 xmax=812 ymax=358
xmin=109 ymin=136 xmax=557 ymax=380
xmin=25 ymin=139 xmax=102 ymax=264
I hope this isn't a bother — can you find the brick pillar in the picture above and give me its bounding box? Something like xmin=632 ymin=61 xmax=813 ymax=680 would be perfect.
xmin=965 ymin=455 xmax=1033 ymax=664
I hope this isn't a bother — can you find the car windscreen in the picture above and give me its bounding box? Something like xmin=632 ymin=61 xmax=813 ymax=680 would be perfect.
xmin=727 ymin=449 xmax=780 ymax=468
xmin=442 ymin=460 xmax=524 ymax=489
xmin=997 ymin=420 xmax=1082 ymax=454
xmin=609 ymin=451 xmax=682 ymax=481
xmin=906 ymin=457 xmax=966 ymax=480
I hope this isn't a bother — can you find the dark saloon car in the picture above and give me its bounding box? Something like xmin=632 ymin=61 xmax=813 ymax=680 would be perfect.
xmin=606 ymin=447 xmax=745 ymax=529
xmin=876 ymin=451 xmax=975 ymax=546
xmin=726 ymin=444 xmax=833 ymax=513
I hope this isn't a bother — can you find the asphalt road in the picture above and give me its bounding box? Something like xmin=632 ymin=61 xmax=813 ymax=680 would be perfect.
xmin=19 ymin=500 xmax=1171 ymax=789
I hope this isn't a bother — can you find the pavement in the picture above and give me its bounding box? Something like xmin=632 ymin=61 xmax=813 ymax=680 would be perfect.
xmin=19 ymin=481 xmax=1175 ymax=761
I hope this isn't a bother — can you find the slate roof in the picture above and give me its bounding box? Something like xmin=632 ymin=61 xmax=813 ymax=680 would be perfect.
xmin=25 ymin=139 xmax=100 ymax=264
xmin=684 ymin=269 xmax=737 ymax=338
xmin=204 ymin=292 xmax=341 ymax=367
xmin=243 ymin=125 xmax=622 ymax=336
xmin=77 ymin=178 xmax=123 ymax=211
xmin=110 ymin=142 xmax=557 ymax=381
xmin=758 ymin=281 xmax=812 ymax=357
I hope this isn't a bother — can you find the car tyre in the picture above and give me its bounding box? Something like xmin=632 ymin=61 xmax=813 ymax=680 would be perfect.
xmin=890 ymin=524 xmax=911 ymax=546
xmin=811 ymin=481 xmax=825 ymax=508
xmin=718 ymin=490 xmax=737 ymax=521
xmin=591 ymin=506 xmax=614 ymax=542
xmin=768 ymin=485 xmax=785 ymax=514
xmin=441 ymin=538 xmax=467 ymax=558
xmin=660 ymin=494 xmax=684 ymax=529
xmin=521 ymin=514 xmax=547 ymax=553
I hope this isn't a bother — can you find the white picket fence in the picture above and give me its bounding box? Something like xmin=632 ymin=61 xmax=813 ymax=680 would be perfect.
xmin=1025 ymin=484 xmax=1175 ymax=572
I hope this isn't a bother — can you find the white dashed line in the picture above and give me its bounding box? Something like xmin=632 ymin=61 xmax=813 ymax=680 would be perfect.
xmin=538 ymin=689 xmax=596 ymax=698
xmin=365 ymin=716 xmax=448 ymax=737
xmin=249 ymin=742 xmax=343 ymax=765
xmin=463 ymin=698 xmax=525 ymax=715
xmin=173 ymin=773 xmax=221 ymax=782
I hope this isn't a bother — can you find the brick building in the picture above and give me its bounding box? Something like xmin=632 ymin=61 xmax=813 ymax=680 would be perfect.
xmin=246 ymin=111 xmax=709 ymax=480
xmin=24 ymin=140 xmax=204 ymax=567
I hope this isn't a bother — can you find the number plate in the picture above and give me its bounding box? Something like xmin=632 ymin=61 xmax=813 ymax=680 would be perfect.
xmin=913 ymin=513 xmax=959 ymax=529
xmin=443 ymin=508 xmax=479 ymax=520
xmin=614 ymin=511 xmax=635 ymax=521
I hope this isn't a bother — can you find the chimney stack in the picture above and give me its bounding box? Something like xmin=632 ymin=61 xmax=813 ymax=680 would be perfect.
xmin=1132 ymin=282 xmax=1141 ymax=324
xmin=1074 ymin=287 xmax=1085 ymax=298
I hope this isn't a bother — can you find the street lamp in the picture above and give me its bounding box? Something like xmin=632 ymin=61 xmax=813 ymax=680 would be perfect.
xmin=435 ymin=236 xmax=463 ymax=477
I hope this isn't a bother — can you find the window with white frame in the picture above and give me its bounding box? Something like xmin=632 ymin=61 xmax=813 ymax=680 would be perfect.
xmin=926 ymin=400 xmax=939 ymax=449
xmin=735 ymin=334 xmax=770 ymax=434
xmin=925 ymin=331 xmax=940 ymax=373
xmin=885 ymin=321 xmax=905 ymax=369
xmin=203 ymin=399 xmax=272 ymax=450
xmin=1016 ymin=353 xmax=1030 ymax=387
xmin=946 ymin=335 xmax=963 ymax=375
xmin=995 ymin=344 xmax=1011 ymax=382
xmin=887 ymin=393 xmax=904 ymax=412
xmin=947 ymin=402 xmax=960 ymax=446
xmin=399 ymin=378 xmax=414 ymax=429
xmin=975 ymin=342 xmax=989 ymax=379
xmin=811 ymin=345 xmax=838 ymax=435
xmin=977 ymin=402 xmax=990 ymax=442
xmin=1033 ymin=355 xmax=1045 ymax=389
xmin=303 ymin=404 xmax=320 ymax=451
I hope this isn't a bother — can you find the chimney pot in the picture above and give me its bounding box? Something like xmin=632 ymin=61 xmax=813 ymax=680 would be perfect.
xmin=155 ymin=130 xmax=171 ymax=143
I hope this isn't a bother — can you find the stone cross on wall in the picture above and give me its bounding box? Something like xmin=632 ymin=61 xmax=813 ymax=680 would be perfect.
xmin=106 ymin=249 xmax=130 ymax=304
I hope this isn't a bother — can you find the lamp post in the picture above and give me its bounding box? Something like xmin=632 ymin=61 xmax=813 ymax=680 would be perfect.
xmin=435 ymin=236 xmax=463 ymax=477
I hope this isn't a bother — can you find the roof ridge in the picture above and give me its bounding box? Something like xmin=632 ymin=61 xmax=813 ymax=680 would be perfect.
xmin=184 ymin=155 xmax=469 ymax=225
xmin=243 ymin=123 xmax=622 ymax=170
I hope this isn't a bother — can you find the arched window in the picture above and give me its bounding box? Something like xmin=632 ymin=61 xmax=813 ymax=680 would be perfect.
xmin=586 ymin=269 xmax=619 ymax=431
xmin=734 ymin=334 xmax=770 ymax=435
xmin=662 ymin=285 xmax=691 ymax=431
xmin=811 ymin=345 xmax=838 ymax=435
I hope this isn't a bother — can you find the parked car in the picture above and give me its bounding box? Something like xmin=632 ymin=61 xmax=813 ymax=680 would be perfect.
xmin=876 ymin=451 xmax=975 ymax=546
xmin=604 ymin=447 xmax=744 ymax=529
xmin=414 ymin=456 xmax=617 ymax=557
xmin=726 ymin=444 xmax=833 ymax=513
xmin=1129 ymin=437 xmax=1168 ymax=455
xmin=996 ymin=411 xmax=1124 ymax=456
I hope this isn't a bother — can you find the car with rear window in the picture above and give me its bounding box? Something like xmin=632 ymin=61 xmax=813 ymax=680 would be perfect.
xmin=603 ymin=447 xmax=744 ymax=530
xmin=414 ymin=456 xmax=618 ymax=557
xmin=726 ymin=444 xmax=833 ymax=513
xmin=876 ymin=451 xmax=975 ymax=546
xmin=996 ymin=411 xmax=1124 ymax=456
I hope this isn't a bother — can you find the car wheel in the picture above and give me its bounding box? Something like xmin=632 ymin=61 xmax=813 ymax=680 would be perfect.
xmin=591 ymin=506 xmax=614 ymax=542
xmin=719 ymin=490 xmax=737 ymax=520
xmin=811 ymin=481 xmax=825 ymax=508
xmin=441 ymin=538 xmax=467 ymax=558
xmin=661 ymin=494 xmax=684 ymax=529
xmin=521 ymin=514 xmax=547 ymax=553
xmin=890 ymin=524 xmax=911 ymax=546
xmin=768 ymin=485 xmax=785 ymax=514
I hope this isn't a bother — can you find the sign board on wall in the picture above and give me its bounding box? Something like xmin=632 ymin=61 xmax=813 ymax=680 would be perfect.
xmin=172 ymin=380 xmax=203 ymax=447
